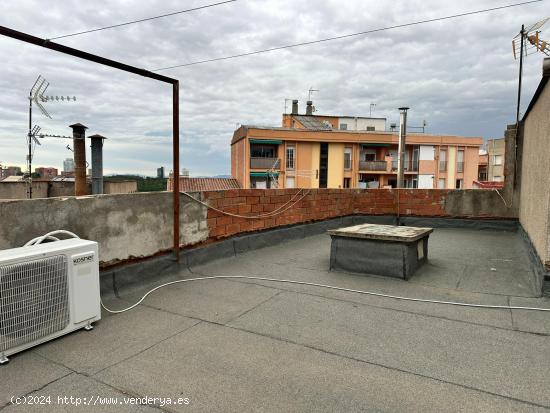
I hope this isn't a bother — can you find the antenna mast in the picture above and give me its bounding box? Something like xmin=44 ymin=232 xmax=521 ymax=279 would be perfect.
xmin=26 ymin=75 xmax=76 ymax=198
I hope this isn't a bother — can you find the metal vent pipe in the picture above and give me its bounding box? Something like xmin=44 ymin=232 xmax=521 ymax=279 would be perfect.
xmin=89 ymin=134 xmax=106 ymax=195
xmin=396 ymin=107 xmax=409 ymax=189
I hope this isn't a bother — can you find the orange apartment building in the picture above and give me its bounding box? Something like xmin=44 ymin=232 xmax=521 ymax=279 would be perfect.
xmin=231 ymin=104 xmax=483 ymax=190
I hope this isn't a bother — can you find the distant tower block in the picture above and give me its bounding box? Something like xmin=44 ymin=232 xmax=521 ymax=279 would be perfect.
xmin=88 ymin=134 xmax=106 ymax=195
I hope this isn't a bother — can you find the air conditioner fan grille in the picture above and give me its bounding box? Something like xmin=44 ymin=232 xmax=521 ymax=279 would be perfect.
xmin=0 ymin=255 xmax=69 ymax=352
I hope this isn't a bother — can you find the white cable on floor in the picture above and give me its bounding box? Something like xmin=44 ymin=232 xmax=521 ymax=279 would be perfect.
xmin=100 ymin=275 xmax=550 ymax=314
xmin=24 ymin=232 xmax=549 ymax=315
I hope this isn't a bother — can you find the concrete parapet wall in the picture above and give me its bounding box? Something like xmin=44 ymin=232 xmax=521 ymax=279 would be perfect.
xmin=0 ymin=192 xmax=207 ymax=266
xmin=0 ymin=189 xmax=516 ymax=266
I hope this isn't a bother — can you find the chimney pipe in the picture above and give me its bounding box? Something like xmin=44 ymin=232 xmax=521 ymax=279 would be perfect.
xmin=291 ymin=99 xmax=298 ymax=115
xmin=543 ymin=57 xmax=550 ymax=77
xmin=89 ymin=134 xmax=106 ymax=195
xmin=396 ymin=107 xmax=409 ymax=189
xmin=70 ymin=123 xmax=88 ymax=196
xmin=306 ymin=100 xmax=313 ymax=116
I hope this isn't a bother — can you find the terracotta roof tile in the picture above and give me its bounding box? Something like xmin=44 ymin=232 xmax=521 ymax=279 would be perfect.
xmin=176 ymin=177 xmax=241 ymax=192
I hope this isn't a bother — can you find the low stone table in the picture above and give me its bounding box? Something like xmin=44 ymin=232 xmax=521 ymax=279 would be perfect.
xmin=327 ymin=224 xmax=433 ymax=280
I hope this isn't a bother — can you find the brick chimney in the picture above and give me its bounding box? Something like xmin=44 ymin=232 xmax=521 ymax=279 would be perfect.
xmin=70 ymin=123 xmax=88 ymax=196
xmin=291 ymin=99 xmax=298 ymax=115
xmin=306 ymin=100 xmax=313 ymax=116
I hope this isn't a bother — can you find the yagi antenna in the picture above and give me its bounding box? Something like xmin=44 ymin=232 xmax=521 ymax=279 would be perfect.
xmin=513 ymin=17 xmax=550 ymax=59
xmin=25 ymin=75 xmax=77 ymax=199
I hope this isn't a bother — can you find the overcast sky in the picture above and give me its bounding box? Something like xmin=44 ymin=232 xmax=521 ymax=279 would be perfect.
xmin=0 ymin=0 xmax=547 ymax=176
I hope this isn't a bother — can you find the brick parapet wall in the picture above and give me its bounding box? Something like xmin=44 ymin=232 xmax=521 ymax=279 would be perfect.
xmin=202 ymin=188 xmax=515 ymax=240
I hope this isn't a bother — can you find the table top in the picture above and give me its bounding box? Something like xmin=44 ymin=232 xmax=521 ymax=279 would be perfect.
xmin=327 ymin=224 xmax=433 ymax=242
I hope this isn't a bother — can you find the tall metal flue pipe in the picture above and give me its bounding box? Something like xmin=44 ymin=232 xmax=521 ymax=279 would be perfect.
xmin=89 ymin=134 xmax=106 ymax=195
xmin=396 ymin=107 xmax=409 ymax=189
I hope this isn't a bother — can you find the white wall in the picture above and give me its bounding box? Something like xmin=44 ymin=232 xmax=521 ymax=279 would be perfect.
xmin=419 ymin=145 xmax=435 ymax=161
xmin=338 ymin=117 xmax=386 ymax=131
xmin=418 ymin=174 xmax=434 ymax=189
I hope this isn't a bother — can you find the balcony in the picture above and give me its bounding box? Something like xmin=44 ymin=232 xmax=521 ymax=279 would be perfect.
xmin=250 ymin=157 xmax=281 ymax=169
xmin=391 ymin=160 xmax=419 ymax=172
xmin=359 ymin=160 xmax=387 ymax=171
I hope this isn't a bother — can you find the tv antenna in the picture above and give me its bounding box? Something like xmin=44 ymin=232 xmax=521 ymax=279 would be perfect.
xmin=308 ymin=87 xmax=319 ymax=101
xmin=369 ymin=103 xmax=376 ymax=117
xmin=26 ymin=75 xmax=76 ymax=198
xmin=512 ymin=18 xmax=549 ymax=125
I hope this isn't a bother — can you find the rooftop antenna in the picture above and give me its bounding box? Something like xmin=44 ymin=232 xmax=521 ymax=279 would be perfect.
xmin=369 ymin=103 xmax=376 ymax=117
xmin=308 ymin=87 xmax=319 ymax=101
xmin=26 ymin=75 xmax=77 ymax=198
xmin=512 ymin=17 xmax=549 ymax=125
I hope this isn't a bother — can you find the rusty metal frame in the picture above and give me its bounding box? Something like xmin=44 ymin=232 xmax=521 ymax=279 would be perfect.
xmin=0 ymin=25 xmax=181 ymax=260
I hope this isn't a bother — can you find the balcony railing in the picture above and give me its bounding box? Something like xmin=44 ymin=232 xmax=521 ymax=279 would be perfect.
xmin=250 ymin=157 xmax=281 ymax=169
xmin=359 ymin=160 xmax=387 ymax=171
xmin=439 ymin=161 xmax=447 ymax=172
xmin=391 ymin=160 xmax=419 ymax=172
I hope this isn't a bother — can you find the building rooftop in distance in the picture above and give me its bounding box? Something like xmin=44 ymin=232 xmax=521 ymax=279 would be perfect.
xmin=168 ymin=176 xmax=241 ymax=192
xmin=3 ymin=226 xmax=549 ymax=411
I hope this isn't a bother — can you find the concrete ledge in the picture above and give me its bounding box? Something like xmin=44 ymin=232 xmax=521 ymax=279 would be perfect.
xmin=100 ymin=253 xmax=181 ymax=297
xmin=518 ymin=224 xmax=549 ymax=297
xmin=185 ymin=238 xmax=235 ymax=268
xmin=399 ymin=217 xmax=518 ymax=231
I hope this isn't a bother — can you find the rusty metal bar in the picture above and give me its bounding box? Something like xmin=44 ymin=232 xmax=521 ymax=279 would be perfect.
xmin=173 ymin=82 xmax=180 ymax=260
xmin=0 ymin=24 xmax=181 ymax=260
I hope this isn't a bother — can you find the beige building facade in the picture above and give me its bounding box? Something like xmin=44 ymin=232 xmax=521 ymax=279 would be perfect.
xmin=486 ymin=138 xmax=505 ymax=181
xmin=231 ymin=126 xmax=482 ymax=190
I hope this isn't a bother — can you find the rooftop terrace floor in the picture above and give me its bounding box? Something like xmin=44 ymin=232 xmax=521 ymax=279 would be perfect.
xmin=2 ymin=228 xmax=550 ymax=412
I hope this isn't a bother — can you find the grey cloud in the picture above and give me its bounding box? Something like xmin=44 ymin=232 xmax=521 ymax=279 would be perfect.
xmin=0 ymin=0 xmax=548 ymax=176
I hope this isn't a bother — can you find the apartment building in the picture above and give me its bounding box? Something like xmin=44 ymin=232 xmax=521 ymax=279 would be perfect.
xmin=282 ymin=100 xmax=386 ymax=132
xmin=486 ymin=138 xmax=505 ymax=182
xmin=35 ymin=167 xmax=58 ymax=179
xmin=231 ymin=128 xmax=482 ymax=190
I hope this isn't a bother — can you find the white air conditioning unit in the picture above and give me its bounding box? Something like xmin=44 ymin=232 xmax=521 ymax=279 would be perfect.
xmin=0 ymin=238 xmax=101 ymax=364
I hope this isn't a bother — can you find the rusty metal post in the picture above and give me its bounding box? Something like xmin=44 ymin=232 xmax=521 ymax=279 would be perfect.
xmin=70 ymin=123 xmax=88 ymax=196
xmin=173 ymin=81 xmax=180 ymax=261
xmin=0 ymin=25 xmax=181 ymax=260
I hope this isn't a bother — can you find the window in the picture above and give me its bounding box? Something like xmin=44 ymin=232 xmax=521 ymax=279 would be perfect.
xmin=363 ymin=150 xmax=376 ymax=161
xmin=286 ymin=146 xmax=295 ymax=169
xmin=344 ymin=148 xmax=352 ymax=170
xmin=439 ymin=149 xmax=447 ymax=171
xmin=493 ymin=176 xmax=503 ymax=182
xmin=251 ymin=144 xmax=276 ymax=158
xmin=366 ymin=126 xmax=375 ymax=131
xmin=340 ymin=123 xmax=348 ymax=130
xmin=286 ymin=176 xmax=295 ymax=188
xmin=493 ymin=155 xmax=503 ymax=165
xmin=343 ymin=177 xmax=351 ymax=188
xmin=455 ymin=179 xmax=463 ymax=189
xmin=438 ymin=178 xmax=446 ymax=189
xmin=457 ymin=149 xmax=464 ymax=173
